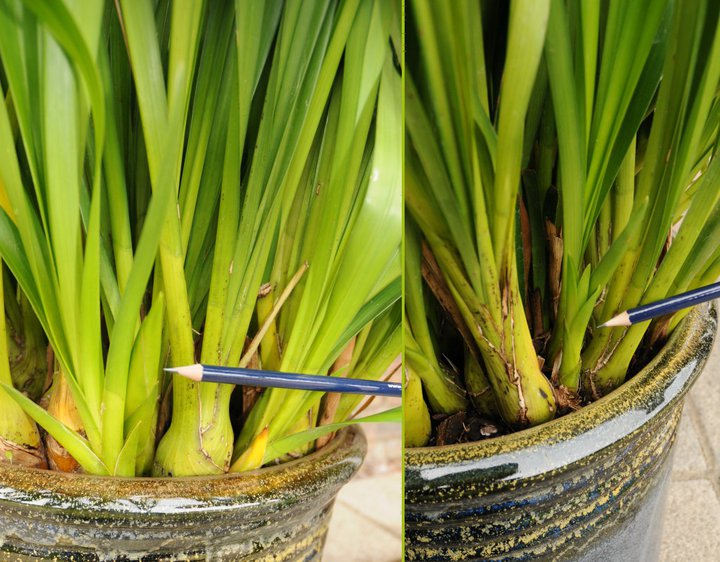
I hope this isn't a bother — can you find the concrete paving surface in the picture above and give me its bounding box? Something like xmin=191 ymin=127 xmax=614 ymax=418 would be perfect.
xmin=323 ymin=401 xmax=402 ymax=562
xmin=661 ymin=333 xmax=720 ymax=560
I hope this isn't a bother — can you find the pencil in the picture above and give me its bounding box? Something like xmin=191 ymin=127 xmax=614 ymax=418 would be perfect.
xmin=164 ymin=364 xmax=402 ymax=397
xmin=600 ymin=280 xmax=720 ymax=328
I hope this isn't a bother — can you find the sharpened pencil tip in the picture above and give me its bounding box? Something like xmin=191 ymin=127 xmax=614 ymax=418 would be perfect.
xmin=163 ymin=364 xmax=203 ymax=381
xmin=598 ymin=311 xmax=631 ymax=328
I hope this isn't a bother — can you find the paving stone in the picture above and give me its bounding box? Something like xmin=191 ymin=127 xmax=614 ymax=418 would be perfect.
xmin=661 ymin=331 xmax=720 ymax=560
xmin=335 ymin=472 xmax=402 ymax=537
xmin=660 ymin=480 xmax=720 ymax=561
xmin=323 ymin=411 xmax=401 ymax=560
xmin=323 ymin=497 xmax=401 ymax=562
xmin=688 ymin=335 xmax=720 ymax=466
xmin=356 ymin=424 xmax=402 ymax=479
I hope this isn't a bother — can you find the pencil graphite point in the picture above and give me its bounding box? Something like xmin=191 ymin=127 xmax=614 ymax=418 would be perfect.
xmin=163 ymin=364 xmax=203 ymax=381
xmin=598 ymin=311 xmax=630 ymax=328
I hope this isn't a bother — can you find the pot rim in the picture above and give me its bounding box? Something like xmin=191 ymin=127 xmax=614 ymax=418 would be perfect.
xmin=0 ymin=425 xmax=365 ymax=503
xmin=405 ymin=303 xmax=717 ymax=477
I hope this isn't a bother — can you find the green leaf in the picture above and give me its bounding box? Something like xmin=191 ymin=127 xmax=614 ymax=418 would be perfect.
xmin=491 ymin=0 xmax=550 ymax=267
xmin=325 ymin=277 xmax=401 ymax=367
xmin=590 ymin=198 xmax=649 ymax=294
xmin=0 ymin=381 xmax=108 ymax=475
xmin=263 ymin=407 xmax=401 ymax=463
xmin=113 ymin=419 xmax=142 ymax=477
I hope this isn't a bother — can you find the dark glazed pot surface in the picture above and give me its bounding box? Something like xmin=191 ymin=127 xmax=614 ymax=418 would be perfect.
xmin=0 ymin=426 xmax=366 ymax=561
xmin=405 ymin=305 xmax=717 ymax=561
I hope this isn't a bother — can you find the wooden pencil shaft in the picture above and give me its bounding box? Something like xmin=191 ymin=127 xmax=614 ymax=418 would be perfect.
xmin=200 ymin=365 xmax=402 ymax=397
xmin=629 ymin=281 xmax=720 ymax=324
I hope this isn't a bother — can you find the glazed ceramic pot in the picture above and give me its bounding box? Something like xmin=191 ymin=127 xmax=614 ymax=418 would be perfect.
xmin=0 ymin=426 xmax=365 ymax=561
xmin=405 ymin=305 xmax=716 ymax=561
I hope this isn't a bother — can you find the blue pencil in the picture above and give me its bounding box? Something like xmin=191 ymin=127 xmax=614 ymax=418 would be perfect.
xmin=164 ymin=364 xmax=402 ymax=397
xmin=600 ymin=280 xmax=720 ymax=327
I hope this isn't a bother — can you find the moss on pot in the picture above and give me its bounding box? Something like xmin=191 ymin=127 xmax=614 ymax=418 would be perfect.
xmin=0 ymin=427 xmax=365 ymax=561
xmin=405 ymin=305 xmax=716 ymax=561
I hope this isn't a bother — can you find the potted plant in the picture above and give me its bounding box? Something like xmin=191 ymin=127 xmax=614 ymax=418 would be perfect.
xmin=0 ymin=0 xmax=401 ymax=559
xmin=404 ymin=0 xmax=720 ymax=560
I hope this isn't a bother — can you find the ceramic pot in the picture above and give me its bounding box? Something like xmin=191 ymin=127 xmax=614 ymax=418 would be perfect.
xmin=0 ymin=426 xmax=365 ymax=561
xmin=405 ymin=305 xmax=717 ymax=561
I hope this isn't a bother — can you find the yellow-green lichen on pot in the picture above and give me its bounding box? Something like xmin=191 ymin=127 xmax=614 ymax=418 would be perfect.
xmin=0 ymin=426 xmax=365 ymax=561
xmin=405 ymin=304 xmax=716 ymax=561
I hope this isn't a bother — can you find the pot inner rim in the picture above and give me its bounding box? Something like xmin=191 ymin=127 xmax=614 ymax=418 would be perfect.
xmin=0 ymin=425 xmax=365 ymax=501
xmin=406 ymin=303 xmax=716 ymax=467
